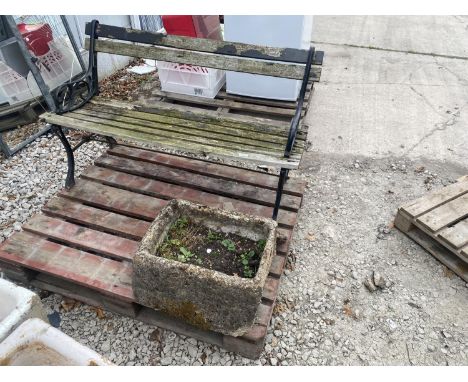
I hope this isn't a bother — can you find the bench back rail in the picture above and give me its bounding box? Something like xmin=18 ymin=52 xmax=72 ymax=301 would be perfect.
xmin=83 ymin=22 xmax=322 ymax=81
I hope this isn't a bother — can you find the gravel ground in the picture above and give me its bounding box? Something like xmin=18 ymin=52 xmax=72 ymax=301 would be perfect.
xmin=1 ymin=130 xmax=467 ymax=365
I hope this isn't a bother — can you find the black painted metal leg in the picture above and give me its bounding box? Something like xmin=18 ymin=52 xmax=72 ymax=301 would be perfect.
xmin=105 ymin=136 xmax=117 ymax=148
xmin=272 ymin=168 xmax=288 ymax=221
xmin=54 ymin=125 xmax=75 ymax=189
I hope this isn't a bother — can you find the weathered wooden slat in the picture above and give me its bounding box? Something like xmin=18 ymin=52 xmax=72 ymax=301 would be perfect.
xmin=438 ymin=219 xmax=468 ymax=249
xmin=462 ymin=245 xmax=468 ymax=259
xmin=254 ymin=301 xmax=274 ymax=327
xmin=217 ymin=90 xmax=297 ymax=109
xmin=89 ymin=100 xmax=306 ymax=142
xmin=108 ymin=145 xmax=307 ymax=196
xmin=150 ymin=88 xmax=303 ymax=118
xmin=0 ymin=231 xmax=134 ymax=301
xmin=398 ymin=221 xmax=468 ymax=282
xmin=42 ymin=113 xmax=301 ymax=169
xmin=64 ymin=110 xmax=290 ymax=156
xmin=416 ymin=193 xmax=468 ymax=233
xmin=400 ymin=178 xmax=468 ymax=218
xmin=269 ymin=253 xmax=287 ymax=278
xmin=85 ymin=38 xmax=321 ymax=81
xmin=81 ymin=166 xmax=297 ymax=229
xmin=0 ymin=260 xmax=37 ymax=283
xmin=59 ymin=179 xmax=168 ymax=221
xmin=95 ymin=153 xmax=302 ymax=211
xmin=74 ymin=105 xmax=303 ymax=150
xmin=90 ymin=97 xmax=299 ymax=134
xmin=43 ymin=197 xmax=150 ymax=240
xmin=31 ymin=273 xmax=140 ymax=318
xmin=87 ymin=22 xmax=311 ymax=64
xmin=262 ymin=277 xmax=280 ymax=304
xmin=23 ymin=214 xmax=138 ymax=261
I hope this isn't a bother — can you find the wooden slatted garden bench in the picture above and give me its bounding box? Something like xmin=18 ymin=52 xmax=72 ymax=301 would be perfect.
xmin=40 ymin=20 xmax=323 ymax=219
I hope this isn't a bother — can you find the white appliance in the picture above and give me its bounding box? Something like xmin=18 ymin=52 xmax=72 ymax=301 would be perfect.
xmin=224 ymin=16 xmax=313 ymax=101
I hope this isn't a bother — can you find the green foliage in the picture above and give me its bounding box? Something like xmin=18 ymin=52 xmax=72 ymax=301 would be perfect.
xmin=221 ymin=239 xmax=236 ymax=251
xmin=177 ymin=246 xmax=194 ymax=263
xmin=257 ymin=239 xmax=267 ymax=252
xmin=207 ymin=230 xmax=223 ymax=242
xmin=173 ymin=216 xmax=189 ymax=230
xmin=239 ymin=250 xmax=256 ymax=278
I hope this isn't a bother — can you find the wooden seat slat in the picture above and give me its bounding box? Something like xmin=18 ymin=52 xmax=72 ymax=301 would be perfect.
xmin=89 ymin=97 xmax=307 ymax=138
xmin=42 ymin=112 xmax=302 ymax=169
xmin=77 ymin=103 xmax=305 ymax=148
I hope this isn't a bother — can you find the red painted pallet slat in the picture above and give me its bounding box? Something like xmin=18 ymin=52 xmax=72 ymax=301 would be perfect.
xmin=95 ymin=153 xmax=302 ymax=210
xmin=23 ymin=214 xmax=138 ymax=262
xmin=59 ymin=179 xmax=168 ymax=221
xmin=0 ymin=231 xmax=134 ymax=301
xmin=43 ymin=197 xmax=151 ymax=240
xmin=80 ymin=167 xmax=297 ymax=228
xmin=109 ymin=144 xmax=307 ymax=196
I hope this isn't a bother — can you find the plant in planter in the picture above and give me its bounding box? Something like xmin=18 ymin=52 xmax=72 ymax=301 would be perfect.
xmin=132 ymin=199 xmax=277 ymax=336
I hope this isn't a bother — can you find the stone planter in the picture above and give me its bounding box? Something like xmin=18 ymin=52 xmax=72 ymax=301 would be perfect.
xmin=133 ymin=199 xmax=277 ymax=336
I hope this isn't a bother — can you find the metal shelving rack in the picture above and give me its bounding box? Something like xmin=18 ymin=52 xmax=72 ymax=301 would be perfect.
xmin=0 ymin=15 xmax=85 ymax=157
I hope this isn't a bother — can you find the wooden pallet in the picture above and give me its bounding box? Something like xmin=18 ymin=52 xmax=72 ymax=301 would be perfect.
xmin=138 ymin=69 xmax=317 ymax=126
xmin=394 ymin=176 xmax=468 ymax=282
xmin=0 ymin=144 xmax=307 ymax=359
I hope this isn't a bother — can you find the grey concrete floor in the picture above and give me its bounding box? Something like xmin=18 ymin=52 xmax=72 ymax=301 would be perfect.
xmin=306 ymin=15 xmax=468 ymax=164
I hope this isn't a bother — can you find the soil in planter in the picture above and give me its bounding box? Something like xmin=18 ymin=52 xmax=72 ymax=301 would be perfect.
xmin=157 ymin=216 xmax=266 ymax=278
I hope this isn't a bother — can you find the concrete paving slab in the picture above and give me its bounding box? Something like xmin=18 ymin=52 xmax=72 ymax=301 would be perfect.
xmin=312 ymin=15 xmax=468 ymax=59
xmin=306 ymin=16 xmax=468 ymax=165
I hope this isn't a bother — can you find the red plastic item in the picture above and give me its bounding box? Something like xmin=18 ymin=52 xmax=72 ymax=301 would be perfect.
xmin=17 ymin=23 xmax=53 ymax=56
xmin=162 ymin=16 xmax=197 ymax=37
xmin=162 ymin=16 xmax=222 ymax=40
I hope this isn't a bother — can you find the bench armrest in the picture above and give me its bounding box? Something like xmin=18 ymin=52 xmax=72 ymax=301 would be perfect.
xmin=54 ymin=20 xmax=100 ymax=114
xmin=284 ymin=47 xmax=314 ymax=158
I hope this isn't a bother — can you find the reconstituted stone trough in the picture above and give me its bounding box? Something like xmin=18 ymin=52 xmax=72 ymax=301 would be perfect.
xmin=133 ymin=199 xmax=277 ymax=337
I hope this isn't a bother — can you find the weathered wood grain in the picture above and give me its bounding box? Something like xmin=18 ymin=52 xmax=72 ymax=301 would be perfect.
xmin=108 ymin=145 xmax=307 ymax=196
xmin=400 ymin=178 xmax=468 ymax=218
xmin=59 ymin=179 xmax=168 ymax=221
xmin=417 ymin=193 xmax=468 ymax=233
xmin=85 ymin=38 xmax=321 ymax=80
xmin=43 ymin=197 xmax=150 ymax=240
xmin=72 ymin=105 xmax=304 ymax=150
xmin=90 ymin=97 xmax=297 ymax=133
xmin=0 ymin=231 xmax=134 ymax=301
xmin=42 ymin=112 xmax=302 ymax=169
xmin=438 ymin=219 xmax=468 ymax=250
xmin=23 ymin=214 xmax=138 ymax=261
xmin=88 ymin=22 xmax=311 ymax=64
xmin=150 ymin=88 xmax=305 ymax=118
xmin=95 ymin=154 xmax=302 ymax=210
xmin=80 ymin=166 xmax=298 ymax=229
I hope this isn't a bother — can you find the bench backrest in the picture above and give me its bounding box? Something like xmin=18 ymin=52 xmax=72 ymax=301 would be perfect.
xmin=84 ymin=22 xmax=321 ymax=81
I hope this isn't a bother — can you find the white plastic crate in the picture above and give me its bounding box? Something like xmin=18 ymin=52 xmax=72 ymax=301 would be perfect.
xmin=0 ymin=61 xmax=33 ymax=104
xmin=0 ymin=278 xmax=48 ymax=343
xmin=157 ymin=61 xmax=225 ymax=98
xmin=37 ymin=38 xmax=80 ymax=91
xmin=0 ymin=318 xmax=113 ymax=365
xmin=0 ymin=37 xmax=80 ymax=106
